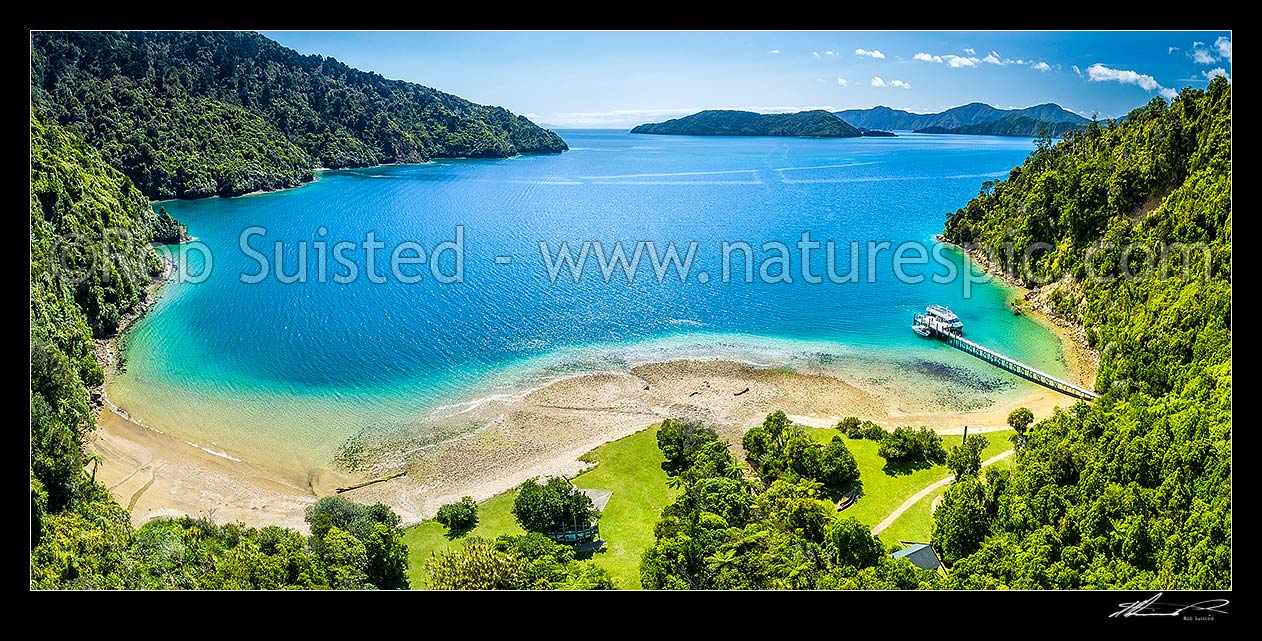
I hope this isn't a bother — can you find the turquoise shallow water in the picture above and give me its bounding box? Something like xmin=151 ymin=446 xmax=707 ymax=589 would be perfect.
xmin=112 ymin=130 xmax=1068 ymax=469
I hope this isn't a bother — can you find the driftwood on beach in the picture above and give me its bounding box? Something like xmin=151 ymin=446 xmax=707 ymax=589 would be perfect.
xmin=335 ymin=471 xmax=406 ymax=493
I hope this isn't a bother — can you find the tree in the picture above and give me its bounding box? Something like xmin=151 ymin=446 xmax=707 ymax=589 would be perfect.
xmin=427 ymin=537 xmax=525 ymax=590
xmin=362 ymin=522 xmax=409 ymax=589
xmin=1007 ymin=407 xmax=1034 ymax=434
xmin=435 ymin=496 xmax=479 ymax=534
xmin=495 ymin=533 xmax=615 ymax=589
xmin=318 ymin=526 xmax=370 ymax=589
xmin=818 ymin=437 xmax=860 ymax=486
xmin=84 ymin=452 xmax=106 ymax=483
xmin=427 ymin=534 xmax=614 ymax=590
xmin=835 ymin=416 xmax=861 ymax=437
xmin=511 ymin=477 xmax=599 ymax=534
xmin=824 ymin=517 xmax=885 ymax=569
xmin=153 ymin=206 xmax=185 ymax=244
xmin=657 ymin=419 xmax=721 ymax=476
xmin=931 ymin=476 xmax=990 ymax=565
xmin=878 ymin=426 xmax=946 ymax=465
xmin=742 ymin=410 xmax=798 ymax=465
xmin=744 ymin=412 xmax=860 ymax=488
xmin=946 ymin=434 xmax=989 ymax=478
xmin=303 ymin=496 xmax=408 ymax=589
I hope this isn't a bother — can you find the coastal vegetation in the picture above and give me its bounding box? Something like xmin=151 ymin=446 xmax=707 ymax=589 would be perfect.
xmin=32 ymin=107 xmax=161 ymax=586
xmin=742 ymin=411 xmax=859 ymax=487
xmin=33 ymin=491 xmax=410 ymax=588
xmin=939 ymin=77 xmax=1231 ymax=588
xmin=426 ymin=534 xmax=614 ymax=589
xmin=30 ymin=107 xmax=415 ymax=590
xmin=31 ymin=31 xmax=566 ymax=200
xmin=631 ymin=109 xmax=862 ymax=138
xmin=640 ymin=413 xmax=936 ymax=589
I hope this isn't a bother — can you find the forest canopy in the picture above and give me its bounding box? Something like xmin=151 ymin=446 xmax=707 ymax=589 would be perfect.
xmin=31 ymin=31 xmax=567 ymax=199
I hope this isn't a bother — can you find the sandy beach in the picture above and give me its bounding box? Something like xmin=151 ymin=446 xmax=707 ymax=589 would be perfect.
xmin=90 ymin=352 xmax=1091 ymax=530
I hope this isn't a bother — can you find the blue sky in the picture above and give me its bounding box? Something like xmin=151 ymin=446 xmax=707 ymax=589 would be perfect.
xmin=264 ymin=31 xmax=1232 ymax=129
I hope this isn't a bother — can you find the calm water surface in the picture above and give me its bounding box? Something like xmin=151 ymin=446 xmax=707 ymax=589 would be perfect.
xmin=112 ymin=130 xmax=1065 ymax=468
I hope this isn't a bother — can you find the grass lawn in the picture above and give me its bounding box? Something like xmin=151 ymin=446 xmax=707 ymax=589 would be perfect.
xmin=867 ymin=446 xmax=1017 ymax=545
xmin=402 ymin=490 xmax=524 ymax=588
xmin=877 ymin=485 xmax=949 ymax=545
xmin=803 ymin=426 xmax=1014 ymax=536
xmin=402 ymin=421 xmax=1013 ymax=588
xmin=402 ymin=424 xmax=676 ymax=589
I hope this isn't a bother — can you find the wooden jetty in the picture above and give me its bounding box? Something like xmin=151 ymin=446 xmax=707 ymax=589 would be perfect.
xmin=913 ymin=309 xmax=1099 ymax=401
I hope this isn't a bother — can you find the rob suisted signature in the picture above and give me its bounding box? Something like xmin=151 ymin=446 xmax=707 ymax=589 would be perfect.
xmin=1111 ymin=593 xmax=1229 ymax=619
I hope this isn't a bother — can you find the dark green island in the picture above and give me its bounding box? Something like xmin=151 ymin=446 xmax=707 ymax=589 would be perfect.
xmin=631 ymin=109 xmax=862 ymax=138
xmin=915 ymin=114 xmax=1082 ymax=137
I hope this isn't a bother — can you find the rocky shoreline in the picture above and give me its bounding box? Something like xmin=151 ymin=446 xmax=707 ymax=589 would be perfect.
xmin=937 ymin=235 xmax=1100 ymax=388
xmin=90 ymin=247 xmax=181 ymax=409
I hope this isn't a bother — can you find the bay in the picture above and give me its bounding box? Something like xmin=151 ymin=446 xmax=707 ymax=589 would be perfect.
xmin=110 ymin=130 xmax=1065 ymax=470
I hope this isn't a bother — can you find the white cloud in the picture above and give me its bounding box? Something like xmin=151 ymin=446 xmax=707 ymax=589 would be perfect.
xmin=870 ymin=76 xmax=910 ymax=89
xmin=1087 ymin=64 xmax=1177 ymax=100
xmin=855 ymin=48 xmax=886 ymax=59
xmin=1031 ymin=61 xmax=1051 ymax=72
xmin=768 ymin=49 xmax=781 ymax=55
xmin=1168 ymin=46 xmax=1179 ymax=54
xmin=1072 ymin=65 xmax=1082 ymax=76
xmin=915 ymin=51 xmax=981 ymax=67
xmin=983 ymin=51 xmax=1002 ymax=65
xmin=824 ymin=50 xmax=837 ymax=57
xmin=1015 ymin=58 xmax=1025 ymax=65
xmin=812 ymin=51 xmax=821 ymax=58
xmin=1203 ymin=67 xmax=1229 ymax=81
xmin=964 ymin=47 xmax=976 ymax=55
xmin=1215 ymin=36 xmax=1231 ymax=63
xmin=837 ymin=77 xmax=848 ymax=87
xmin=1193 ymin=41 xmax=1204 ymax=47
xmin=1192 ymin=48 xmax=1217 ymax=64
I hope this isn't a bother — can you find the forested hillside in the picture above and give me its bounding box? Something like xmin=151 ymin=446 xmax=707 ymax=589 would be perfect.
xmin=937 ymin=78 xmax=1231 ymax=588
xmin=915 ymin=114 xmax=1082 ymax=138
xmin=31 ymin=31 xmax=567 ymax=199
xmin=30 ymin=109 xmax=409 ymax=588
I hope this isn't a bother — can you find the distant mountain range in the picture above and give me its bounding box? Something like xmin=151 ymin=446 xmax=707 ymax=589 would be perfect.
xmin=835 ymin=102 xmax=1089 ymax=136
xmin=632 ymin=110 xmax=862 ymax=138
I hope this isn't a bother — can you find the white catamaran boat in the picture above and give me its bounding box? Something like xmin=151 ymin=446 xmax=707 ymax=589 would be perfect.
xmin=925 ymin=304 xmax=965 ymax=332
xmin=912 ymin=304 xmax=964 ymax=337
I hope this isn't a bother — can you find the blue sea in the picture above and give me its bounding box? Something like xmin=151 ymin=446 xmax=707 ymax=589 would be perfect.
xmin=111 ymin=130 xmax=1068 ymax=470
